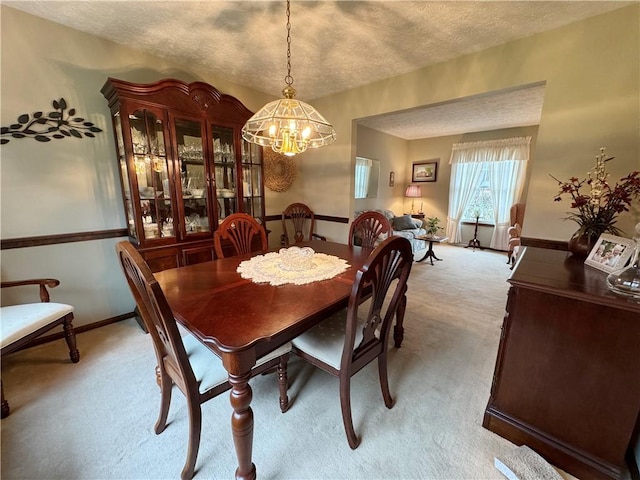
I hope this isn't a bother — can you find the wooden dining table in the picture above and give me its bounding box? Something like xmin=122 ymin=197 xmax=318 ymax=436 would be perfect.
xmin=154 ymin=240 xmax=407 ymax=480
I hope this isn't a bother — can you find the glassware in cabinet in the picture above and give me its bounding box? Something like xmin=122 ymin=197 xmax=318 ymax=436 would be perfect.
xmin=128 ymin=109 xmax=173 ymax=241
xmin=113 ymin=112 xmax=137 ymax=239
xmin=241 ymin=140 xmax=263 ymax=219
xmin=212 ymin=125 xmax=238 ymax=222
xmin=174 ymin=118 xmax=210 ymax=236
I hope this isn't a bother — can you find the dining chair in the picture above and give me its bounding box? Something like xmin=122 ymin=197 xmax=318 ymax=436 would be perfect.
xmin=349 ymin=211 xmax=392 ymax=249
xmin=281 ymin=202 xmax=327 ymax=245
xmin=289 ymin=235 xmax=413 ymax=449
xmin=116 ymin=241 xmax=291 ymax=480
xmin=1 ymin=278 xmax=80 ymax=419
xmin=214 ymin=213 xmax=267 ymax=259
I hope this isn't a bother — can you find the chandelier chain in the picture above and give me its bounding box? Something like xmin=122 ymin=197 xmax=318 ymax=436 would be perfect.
xmin=240 ymin=0 xmax=335 ymax=155
xmin=285 ymin=0 xmax=293 ymax=87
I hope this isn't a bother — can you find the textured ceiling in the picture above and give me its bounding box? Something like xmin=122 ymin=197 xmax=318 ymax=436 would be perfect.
xmin=5 ymin=1 xmax=634 ymax=138
xmin=359 ymin=83 xmax=547 ymax=140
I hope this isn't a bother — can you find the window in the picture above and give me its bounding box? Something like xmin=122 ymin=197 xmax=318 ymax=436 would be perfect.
xmin=446 ymin=137 xmax=531 ymax=250
xmin=462 ymin=164 xmax=494 ymax=223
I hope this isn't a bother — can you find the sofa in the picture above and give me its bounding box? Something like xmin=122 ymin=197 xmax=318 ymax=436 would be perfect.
xmin=354 ymin=209 xmax=427 ymax=254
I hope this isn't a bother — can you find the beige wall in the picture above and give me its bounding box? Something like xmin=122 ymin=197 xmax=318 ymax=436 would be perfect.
xmin=407 ymin=125 xmax=539 ymax=243
xmin=0 ymin=6 xmax=275 ymax=325
xmin=354 ymin=125 xmax=408 ymax=216
xmin=299 ymin=4 xmax=639 ymax=243
xmin=1 ymin=5 xmax=639 ymax=325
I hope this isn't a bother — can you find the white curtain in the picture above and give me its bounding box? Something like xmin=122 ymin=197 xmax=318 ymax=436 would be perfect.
xmin=354 ymin=157 xmax=372 ymax=199
xmin=446 ymin=161 xmax=485 ymax=243
xmin=446 ymin=137 xmax=531 ymax=248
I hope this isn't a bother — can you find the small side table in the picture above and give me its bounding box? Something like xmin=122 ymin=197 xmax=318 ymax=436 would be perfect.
xmin=415 ymin=235 xmax=448 ymax=265
xmin=466 ymin=216 xmax=484 ymax=251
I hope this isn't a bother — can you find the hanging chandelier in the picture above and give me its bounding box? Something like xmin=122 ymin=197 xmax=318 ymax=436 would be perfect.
xmin=241 ymin=0 xmax=336 ymax=156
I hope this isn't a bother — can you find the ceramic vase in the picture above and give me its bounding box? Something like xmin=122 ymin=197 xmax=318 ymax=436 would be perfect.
xmin=567 ymin=230 xmax=598 ymax=259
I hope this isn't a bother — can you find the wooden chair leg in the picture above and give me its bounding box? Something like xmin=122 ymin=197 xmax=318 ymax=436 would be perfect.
xmin=155 ymin=365 xmax=162 ymax=388
xmin=1 ymin=380 xmax=9 ymax=419
xmin=154 ymin=370 xmax=172 ymax=435
xmin=62 ymin=314 xmax=80 ymax=363
xmin=181 ymin=397 xmax=202 ymax=480
xmin=339 ymin=375 xmax=360 ymax=449
xmin=377 ymin=352 xmax=395 ymax=409
xmin=393 ymin=295 xmax=406 ymax=348
xmin=277 ymin=353 xmax=290 ymax=413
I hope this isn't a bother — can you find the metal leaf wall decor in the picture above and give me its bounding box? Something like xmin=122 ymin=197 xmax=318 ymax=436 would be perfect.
xmin=1 ymin=98 xmax=102 ymax=144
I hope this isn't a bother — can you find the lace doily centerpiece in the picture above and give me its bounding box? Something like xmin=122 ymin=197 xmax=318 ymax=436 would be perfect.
xmin=237 ymin=247 xmax=349 ymax=286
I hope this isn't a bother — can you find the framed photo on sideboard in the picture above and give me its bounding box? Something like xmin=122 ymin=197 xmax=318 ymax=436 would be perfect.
xmin=584 ymin=234 xmax=635 ymax=273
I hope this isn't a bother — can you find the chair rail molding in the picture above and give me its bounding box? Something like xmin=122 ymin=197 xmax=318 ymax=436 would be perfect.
xmin=1 ymin=229 xmax=129 ymax=250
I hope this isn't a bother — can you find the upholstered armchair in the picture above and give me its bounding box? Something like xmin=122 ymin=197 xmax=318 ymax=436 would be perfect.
xmin=507 ymin=203 xmax=526 ymax=266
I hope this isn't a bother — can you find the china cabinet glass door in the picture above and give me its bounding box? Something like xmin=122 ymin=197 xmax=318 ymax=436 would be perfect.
xmin=241 ymin=140 xmax=263 ymax=219
xmin=212 ymin=125 xmax=237 ymax=223
xmin=113 ymin=113 xmax=136 ymax=238
xmin=128 ymin=109 xmax=173 ymax=241
xmin=174 ymin=118 xmax=210 ymax=236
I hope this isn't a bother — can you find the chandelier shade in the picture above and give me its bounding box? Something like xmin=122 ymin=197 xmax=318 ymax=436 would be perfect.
xmin=242 ymin=91 xmax=336 ymax=156
xmin=241 ymin=0 xmax=335 ymax=156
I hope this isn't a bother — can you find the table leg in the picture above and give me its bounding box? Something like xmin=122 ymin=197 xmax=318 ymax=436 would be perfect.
xmin=416 ymin=240 xmax=443 ymax=265
xmin=415 ymin=241 xmax=433 ymax=262
xmin=228 ymin=371 xmax=256 ymax=480
xmin=466 ymin=238 xmax=483 ymax=251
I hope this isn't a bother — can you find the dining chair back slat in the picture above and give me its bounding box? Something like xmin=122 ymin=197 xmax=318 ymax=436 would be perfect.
xmin=214 ymin=213 xmax=267 ymax=258
xmin=282 ymin=203 xmax=326 ymax=245
xmin=348 ymin=211 xmax=392 ymax=249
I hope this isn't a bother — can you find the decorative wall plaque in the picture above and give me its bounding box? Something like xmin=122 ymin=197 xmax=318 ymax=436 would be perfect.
xmin=1 ymin=98 xmax=102 ymax=144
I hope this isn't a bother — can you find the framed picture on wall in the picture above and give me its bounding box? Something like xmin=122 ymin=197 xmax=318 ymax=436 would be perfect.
xmin=584 ymin=234 xmax=635 ymax=273
xmin=412 ymin=160 xmax=438 ymax=182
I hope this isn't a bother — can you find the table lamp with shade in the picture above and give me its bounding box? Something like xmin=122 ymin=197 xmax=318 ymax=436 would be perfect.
xmin=405 ymin=184 xmax=422 ymax=214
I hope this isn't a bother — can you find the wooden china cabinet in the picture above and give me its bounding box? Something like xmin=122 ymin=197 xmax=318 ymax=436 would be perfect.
xmin=101 ymin=78 xmax=265 ymax=271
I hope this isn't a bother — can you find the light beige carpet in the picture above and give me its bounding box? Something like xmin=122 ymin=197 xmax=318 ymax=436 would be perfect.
xmin=1 ymin=245 xmax=581 ymax=480
xmin=495 ymin=445 xmax=564 ymax=480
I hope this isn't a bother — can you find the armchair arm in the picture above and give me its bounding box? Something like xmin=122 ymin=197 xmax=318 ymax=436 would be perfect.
xmin=507 ymin=223 xmax=522 ymax=239
xmin=0 ymin=278 xmax=60 ymax=303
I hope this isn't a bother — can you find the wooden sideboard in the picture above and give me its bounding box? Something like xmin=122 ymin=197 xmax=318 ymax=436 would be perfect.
xmin=483 ymin=247 xmax=640 ymax=480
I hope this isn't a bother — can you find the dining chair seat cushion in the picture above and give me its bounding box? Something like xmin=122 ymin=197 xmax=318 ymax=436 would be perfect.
xmin=0 ymin=303 xmax=74 ymax=349
xmin=183 ymin=333 xmax=292 ymax=394
xmin=292 ymin=310 xmax=369 ymax=370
